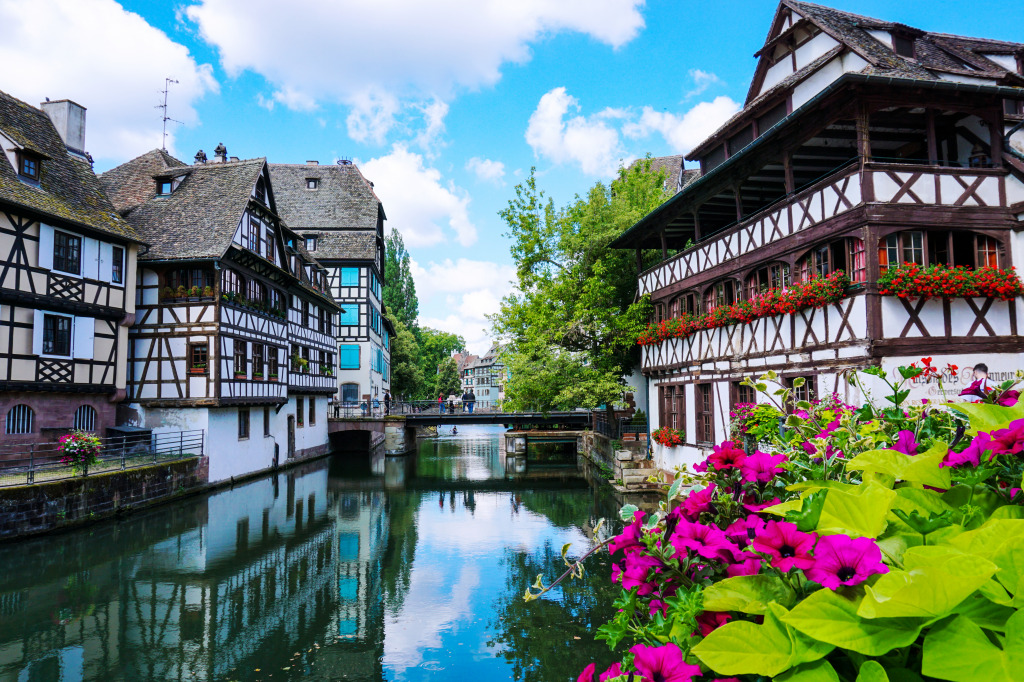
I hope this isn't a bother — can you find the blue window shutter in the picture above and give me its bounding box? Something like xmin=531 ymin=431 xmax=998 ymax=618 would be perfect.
xmin=338 ymin=345 xmax=360 ymax=369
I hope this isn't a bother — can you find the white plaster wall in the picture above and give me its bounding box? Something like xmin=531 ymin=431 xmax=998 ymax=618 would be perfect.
xmin=208 ymin=407 xmax=275 ymax=482
xmin=795 ymin=32 xmax=839 ymax=70
xmin=762 ymin=59 xmax=795 ymax=95
xmin=793 ymin=57 xmax=845 ymax=110
xmin=282 ymin=394 xmax=330 ymax=457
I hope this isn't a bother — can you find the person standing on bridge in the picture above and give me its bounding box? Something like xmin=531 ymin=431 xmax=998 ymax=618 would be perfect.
xmin=438 ymin=393 xmax=445 ymax=414
xmin=461 ymin=389 xmax=471 ymax=412
xmin=384 ymin=391 xmax=392 ymax=415
xmin=468 ymin=389 xmax=476 ymax=413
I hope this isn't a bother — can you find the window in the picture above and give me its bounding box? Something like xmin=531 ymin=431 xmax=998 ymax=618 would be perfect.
xmin=339 ymin=344 xmax=360 ymax=369
xmin=157 ymin=180 xmax=173 ymax=195
xmin=244 ymin=214 xmax=262 ymax=254
xmin=732 ymin=381 xmax=756 ymax=408
xmin=302 ymin=300 xmax=310 ymax=328
xmin=53 ymin=231 xmax=81 ymax=275
xmin=73 ymin=404 xmax=97 ymax=431
xmin=660 ymin=385 xmax=681 ymax=430
xmin=264 ymin=407 xmax=271 ymax=437
xmin=745 ymin=263 xmax=790 ymax=298
xmin=5 ymin=404 xmax=34 ymax=434
xmin=309 ymin=398 xmax=316 ymax=426
xmin=893 ymin=34 xmax=915 ymax=58
xmin=696 ymin=384 xmax=714 ymax=444
xmin=977 ymin=235 xmax=999 ymax=268
xmin=340 ymin=267 xmax=359 ymax=286
xmin=789 ymin=376 xmax=814 ymax=404
xmin=848 ymin=238 xmax=866 ymax=283
xmin=703 ymin=280 xmax=735 ymax=312
xmin=305 ymin=236 xmax=317 ymax=252
xmin=238 ymin=408 xmax=250 ymax=439
xmin=319 ymin=308 xmax=330 ymax=334
xmin=18 ymin=153 xmax=39 ymax=180
xmin=296 ymin=397 xmax=304 ymax=427
xmin=222 ymin=269 xmax=243 ymax=296
xmin=189 ymin=343 xmax=208 ymax=374
xmin=306 ymin=178 xmax=319 ymax=189
xmin=43 ymin=314 xmax=72 ymax=356
xmin=269 ymin=289 xmax=283 ymax=315
xmin=796 ymin=238 xmax=864 ymax=282
xmin=111 ymin=246 xmax=124 ymax=284
xmin=879 ymin=231 xmax=1000 ymax=270
xmin=168 ymin=268 xmax=214 ymax=292
xmin=268 ymin=348 xmax=279 ymax=380
xmin=252 ymin=343 xmax=265 ymax=379
xmin=247 ymin=279 xmax=267 ymax=306
xmin=339 ymin=306 xmax=358 ymax=326
xmin=254 ymin=178 xmax=267 ymax=205
xmin=341 ymin=383 xmax=359 ymax=403
xmin=234 ymin=340 xmax=247 ymax=377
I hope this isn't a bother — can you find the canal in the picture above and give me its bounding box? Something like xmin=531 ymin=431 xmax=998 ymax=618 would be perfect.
xmin=0 ymin=425 xmax=621 ymax=681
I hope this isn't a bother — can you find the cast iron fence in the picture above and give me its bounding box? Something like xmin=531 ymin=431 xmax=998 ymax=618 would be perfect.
xmin=329 ymin=399 xmax=502 ymax=419
xmin=0 ymin=430 xmax=205 ymax=488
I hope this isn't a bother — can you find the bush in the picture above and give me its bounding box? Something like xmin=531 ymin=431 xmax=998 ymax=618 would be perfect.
xmin=555 ymin=360 xmax=1024 ymax=682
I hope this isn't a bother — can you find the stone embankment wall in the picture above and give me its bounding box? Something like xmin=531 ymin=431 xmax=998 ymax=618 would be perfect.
xmin=0 ymin=457 xmax=209 ymax=540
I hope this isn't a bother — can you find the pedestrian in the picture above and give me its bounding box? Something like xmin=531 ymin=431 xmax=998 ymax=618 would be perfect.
xmin=438 ymin=393 xmax=445 ymax=414
xmin=360 ymin=400 xmax=368 ymax=417
xmin=468 ymin=389 xmax=476 ymax=413
xmin=372 ymin=396 xmax=380 ymax=415
xmin=448 ymin=396 xmax=455 ymax=414
xmin=384 ymin=390 xmax=392 ymax=415
xmin=462 ymin=389 xmax=470 ymax=412
xmin=960 ymin=363 xmax=992 ymax=402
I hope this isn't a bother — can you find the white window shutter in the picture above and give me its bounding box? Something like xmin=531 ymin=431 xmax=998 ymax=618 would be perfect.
xmin=38 ymin=223 xmax=54 ymax=270
xmin=73 ymin=317 xmax=95 ymax=359
xmin=82 ymin=238 xmax=100 ymax=279
xmin=32 ymin=310 xmax=44 ymax=355
xmin=99 ymin=242 xmax=112 ymax=282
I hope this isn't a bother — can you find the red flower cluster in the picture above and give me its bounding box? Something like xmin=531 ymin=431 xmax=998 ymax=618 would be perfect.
xmin=652 ymin=427 xmax=685 ymax=447
xmin=638 ymin=272 xmax=850 ymax=346
xmin=877 ymin=263 xmax=1024 ymax=300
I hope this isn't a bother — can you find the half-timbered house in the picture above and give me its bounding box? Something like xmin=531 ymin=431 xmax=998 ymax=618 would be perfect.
xmin=0 ymin=92 xmax=142 ymax=447
xmin=611 ymin=1 xmax=1024 ymax=468
xmin=100 ymin=148 xmax=339 ymax=481
xmin=271 ymin=161 xmax=392 ymax=405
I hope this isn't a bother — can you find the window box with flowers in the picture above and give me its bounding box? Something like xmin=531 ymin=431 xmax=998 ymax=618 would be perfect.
xmin=320 ymin=364 xmax=333 ymax=377
xmin=234 ymin=371 xmax=247 ymax=380
xmin=877 ymin=263 xmax=1024 ymax=300
xmin=188 ymin=363 xmax=207 ymax=375
xmin=291 ymin=355 xmax=308 ymax=373
xmin=253 ymin=371 xmax=264 ymax=380
xmin=652 ymin=427 xmax=685 ymax=447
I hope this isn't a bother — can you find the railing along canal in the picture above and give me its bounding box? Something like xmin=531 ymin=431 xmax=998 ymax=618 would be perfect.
xmin=329 ymin=399 xmax=503 ymax=419
xmin=0 ymin=429 xmax=205 ymax=488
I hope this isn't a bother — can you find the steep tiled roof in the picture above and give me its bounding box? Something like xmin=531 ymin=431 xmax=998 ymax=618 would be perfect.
xmin=296 ymin=229 xmax=376 ymax=261
xmin=629 ymin=155 xmax=701 ymax=196
xmin=99 ymin=152 xmax=265 ymax=260
xmin=0 ymin=90 xmax=139 ymax=242
xmin=270 ymin=163 xmax=381 ymax=230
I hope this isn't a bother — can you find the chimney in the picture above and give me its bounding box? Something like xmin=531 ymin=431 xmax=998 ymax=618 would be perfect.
xmin=40 ymin=99 xmax=87 ymax=154
xmin=213 ymin=142 xmax=227 ymax=163
xmin=306 ymin=160 xmax=319 ymax=165
xmin=194 ymin=149 xmax=207 ymax=165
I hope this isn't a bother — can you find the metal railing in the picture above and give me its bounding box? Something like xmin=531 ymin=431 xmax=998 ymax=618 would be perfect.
xmin=0 ymin=430 xmax=205 ymax=488
xmin=329 ymin=399 xmax=503 ymax=419
xmin=593 ymin=414 xmax=649 ymax=440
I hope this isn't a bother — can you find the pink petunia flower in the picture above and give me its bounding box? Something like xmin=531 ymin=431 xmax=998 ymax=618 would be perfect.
xmin=725 ymin=514 xmax=766 ymax=546
xmin=669 ymin=521 xmax=741 ymax=563
xmin=695 ymin=611 xmax=731 ymax=636
xmin=890 ymin=430 xmax=919 ymax=456
xmin=612 ymin=553 xmax=662 ymax=596
xmin=708 ymin=441 xmax=746 ymax=470
xmin=681 ymin=482 xmax=717 ymax=520
xmin=578 ymin=663 xmax=596 ymax=682
xmin=630 ymin=643 xmax=703 ymax=682
xmin=740 ymin=451 xmax=787 ymax=483
xmin=945 ymin=433 xmax=988 ymax=467
xmin=608 ymin=510 xmax=645 ymax=555
xmin=726 ymin=555 xmax=763 ymax=577
xmin=599 ymin=663 xmax=624 ymax=682
xmin=989 ymin=418 xmax=1024 ymax=456
xmin=752 ymin=520 xmax=817 ymax=572
xmin=743 ymin=496 xmax=781 ymax=513
xmin=805 ymin=534 xmax=889 ymax=589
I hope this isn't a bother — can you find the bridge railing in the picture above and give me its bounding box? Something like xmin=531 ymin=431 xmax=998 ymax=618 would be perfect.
xmin=329 ymin=399 xmax=503 ymax=419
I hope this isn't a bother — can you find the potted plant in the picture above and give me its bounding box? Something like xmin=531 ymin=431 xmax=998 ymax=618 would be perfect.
xmin=188 ymin=285 xmax=201 ymax=300
xmin=234 ymin=370 xmax=247 ymax=379
xmin=58 ymin=430 xmax=101 ymax=475
xmin=253 ymin=370 xmax=264 ymax=380
xmin=161 ymin=286 xmax=174 ymax=301
xmin=268 ymin=372 xmax=278 ymax=380
xmin=321 ymin=364 xmax=333 ymax=376
xmin=189 ymin=362 xmax=206 ymax=374
xmin=176 ymin=285 xmax=188 ymax=299
xmin=203 ymin=285 xmax=214 ymax=299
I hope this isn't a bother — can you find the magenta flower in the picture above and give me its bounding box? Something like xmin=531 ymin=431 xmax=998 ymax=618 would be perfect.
xmin=578 ymin=663 xmax=596 ymax=682
xmin=743 ymin=496 xmax=781 ymax=513
xmin=944 ymin=433 xmax=986 ymax=467
xmin=613 ymin=553 xmax=662 ymax=596
xmin=989 ymin=418 xmax=1024 ymax=456
xmin=599 ymin=663 xmax=624 ymax=681
xmin=805 ymin=534 xmax=889 ymax=589
xmin=725 ymin=514 xmax=766 ymax=546
xmin=726 ymin=555 xmax=763 ymax=577
xmin=752 ymin=520 xmax=817 ymax=572
xmin=997 ymin=390 xmax=1020 ymax=406
xmin=708 ymin=441 xmax=746 ymax=470
xmin=670 ymin=521 xmax=741 ymax=563
xmin=891 ymin=430 xmax=919 ymax=456
xmin=630 ymin=643 xmax=702 ymax=682
xmin=681 ymin=482 xmax=716 ymax=520
xmin=695 ymin=610 xmax=731 ymax=636
xmin=692 ymin=459 xmax=708 ymax=473
xmin=740 ymin=451 xmax=787 ymax=483
xmin=609 ymin=510 xmax=645 ymax=555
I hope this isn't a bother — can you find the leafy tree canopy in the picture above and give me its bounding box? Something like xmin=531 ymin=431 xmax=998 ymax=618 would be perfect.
xmin=386 ymin=307 xmax=423 ymax=398
xmin=384 ymin=228 xmax=419 ymax=330
xmin=491 ymin=160 xmax=666 ymax=411
xmin=434 ymin=356 xmax=462 ymax=399
xmin=415 ymin=327 xmax=466 ymax=400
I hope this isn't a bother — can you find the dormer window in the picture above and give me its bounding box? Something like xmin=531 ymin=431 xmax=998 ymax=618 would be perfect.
xmin=157 ymin=180 xmax=173 ymax=195
xmin=18 ymin=152 xmax=40 ymax=181
xmin=305 ymin=236 xmax=317 ymax=251
xmin=893 ymin=35 xmax=915 ymax=58
xmin=254 ymin=177 xmax=267 ymax=205
xmin=306 ymin=178 xmax=319 ymax=189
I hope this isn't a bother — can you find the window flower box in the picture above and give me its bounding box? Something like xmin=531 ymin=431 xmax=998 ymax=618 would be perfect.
xmin=877 ymin=263 xmax=1024 ymax=300
xmin=188 ymin=365 xmax=206 ymax=375
xmin=234 ymin=372 xmax=247 ymax=380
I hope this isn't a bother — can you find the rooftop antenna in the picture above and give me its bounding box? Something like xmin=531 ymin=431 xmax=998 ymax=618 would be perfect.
xmin=157 ymin=78 xmax=183 ymax=151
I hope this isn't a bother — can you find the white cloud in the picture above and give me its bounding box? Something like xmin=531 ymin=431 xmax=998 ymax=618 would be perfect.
xmin=684 ymin=69 xmax=723 ymax=98
xmin=0 ymin=0 xmax=217 ymax=165
xmin=465 ymin=157 xmax=506 ymax=185
xmin=525 ymin=87 xmax=624 ymax=176
xmin=346 ymin=89 xmax=401 ymax=144
xmin=623 ymin=96 xmax=741 ymax=155
xmin=411 ymin=258 xmax=516 ymax=354
xmin=361 ymin=145 xmax=477 ymax=247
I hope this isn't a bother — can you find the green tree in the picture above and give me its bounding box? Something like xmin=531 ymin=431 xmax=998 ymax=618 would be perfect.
xmin=383 ymin=228 xmax=419 ymax=330
xmin=434 ymin=356 xmax=461 ymax=398
xmin=491 ymin=160 xmax=665 ymax=412
xmin=386 ymin=308 xmax=423 ymax=398
xmin=415 ymin=328 xmax=466 ymax=399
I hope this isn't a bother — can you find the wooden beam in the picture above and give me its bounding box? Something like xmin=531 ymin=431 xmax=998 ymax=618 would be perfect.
xmin=925 ymin=109 xmax=938 ymax=165
xmin=692 ymin=210 xmax=702 ymax=242
xmin=660 ymin=230 xmax=668 ymax=260
xmin=784 ymin=152 xmax=795 ymax=194
xmin=735 ymin=187 xmax=744 ymax=221
xmin=635 ymin=248 xmax=643 ymax=274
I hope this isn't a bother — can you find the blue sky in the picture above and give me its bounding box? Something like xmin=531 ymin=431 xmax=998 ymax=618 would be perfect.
xmin=2 ymin=0 xmax=1019 ymax=353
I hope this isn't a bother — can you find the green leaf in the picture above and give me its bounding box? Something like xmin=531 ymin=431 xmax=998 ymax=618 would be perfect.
xmin=667 ymin=478 xmax=683 ymax=501
xmin=858 ymin=546 xmax=997 ymax=619
xmin=701 ymin=574 xmax=797 ymax=614
xmin=921 ymin=614 xmax=1016 ymax=682
xmin=774 ymin=660 xmax=839 ymax=682
xmin=561 ymin=543 xmax=571 ymax=560
xmin=952 ymin=592 xmax=1016 ymax=632
xmin=783 ymin=588 xmax=926 ymax=655
xmin=618 ymin=504 xmax=639 ymax=522
xmin=855 ymin=661 xmax=890 ymax=682
xmin=791 ymin=377 xmax=806 ymax=388
xmin=784 ymin=491 xmax=827 ymax=532
xmin=763 ymin=499 xmax=804 ymax=517
xmin=946 ymin=400 xmax=1024 ymax=435
xmin=845 ymin=443 xmax=950 ymax=488
xmin=817 ymin=481 xmax=897 ymax=538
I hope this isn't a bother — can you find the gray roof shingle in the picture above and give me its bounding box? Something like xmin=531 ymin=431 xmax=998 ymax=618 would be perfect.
xmin=298 ymin=230 xmax=377 ymax=261
xmin=0 ymin=90 xmax=139 ymax=242
xmin=270 ymin=162 xmax=381 ymax=230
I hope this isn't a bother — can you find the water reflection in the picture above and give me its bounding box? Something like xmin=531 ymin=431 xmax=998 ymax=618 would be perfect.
xmin=0 ymin=426 xmax=618 ymax=681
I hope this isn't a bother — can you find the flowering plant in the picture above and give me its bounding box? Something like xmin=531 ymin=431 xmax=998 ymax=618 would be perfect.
xmin=544 ymin=360 xmax=1024 ymax=682
xmin=638 ymin=272 xmax=850 ymax=346
xmin=728 ymin=402 xmax=783 ymax=441
xmin=58 ymin=430 xmax=101 ymax=473
xmin=652 ymin=427 xmax=685 ymax=447
xmin=878 ymin=262 xmax=1024 ymax=300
